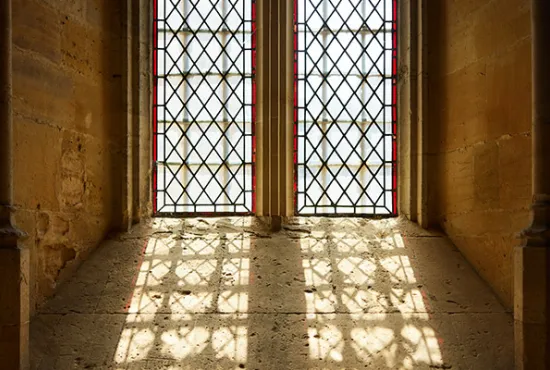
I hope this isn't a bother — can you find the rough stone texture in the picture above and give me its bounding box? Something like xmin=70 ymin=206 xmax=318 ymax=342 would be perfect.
xmin=31 ymin=217 xmax=513 ymax=369
xmin=0 ymin=248 xmax=31 ymax=369
xmin=12 ymin=0 xmax=126 ymax=314
xmin=427 ymin=0 xmax=532 ymax=308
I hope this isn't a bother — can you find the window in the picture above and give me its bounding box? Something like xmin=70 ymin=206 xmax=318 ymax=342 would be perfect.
xmin=294 ymin=0 xmax=397 ymax=215
xmin=153 ymin=0 xmax=256 ymax=215
xmin=153 ymin=0 xmax=397 ymax=217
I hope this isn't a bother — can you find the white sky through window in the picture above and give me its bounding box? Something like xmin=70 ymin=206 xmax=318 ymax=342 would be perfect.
xmin=154 ymin=0 xmax=254 ymax=214
xmin=295 ymin=0 xmax=397 ymax=215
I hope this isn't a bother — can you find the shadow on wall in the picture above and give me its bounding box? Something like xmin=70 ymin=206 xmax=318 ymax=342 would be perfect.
xmin=426 ymin=0 xmax=448 ymax=224
xmin=101 ymin=0 xmax=127 ymax=230
xmin=31 ymin=217 xmax=512 ymax=369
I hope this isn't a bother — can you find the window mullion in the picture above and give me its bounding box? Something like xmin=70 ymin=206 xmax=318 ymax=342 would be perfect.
xmin=254 ymin=0 xmax=295 ymax=221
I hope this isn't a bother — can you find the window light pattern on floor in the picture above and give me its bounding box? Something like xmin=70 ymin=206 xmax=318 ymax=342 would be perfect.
xmin=153 ymin=0 xmax=255 ymax=214
xmin=115 ymin=218 xmax=251 ymax=368
xmin=294 ymin=0 xmax=397 ymax=215
xmin=30 ymin=217 xmax=511 ymax=369
xmin=299 ymin=218 xmax=442 ymax=368
xmin=111 ymin=218 xmax=448 ymax=369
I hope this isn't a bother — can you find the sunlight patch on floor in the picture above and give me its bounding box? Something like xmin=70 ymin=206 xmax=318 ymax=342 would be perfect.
xmin=30 ymin=217 xmax=512 ymax=370
xmin=115 ymin=219 xmax=251 ymax=368
xmin=301 ymin=218 xmax=442 ymax=369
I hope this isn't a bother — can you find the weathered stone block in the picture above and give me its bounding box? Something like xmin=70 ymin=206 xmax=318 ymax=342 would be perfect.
xmin=12 ymin=0 xmax=133 ymax=313
xmin=13 ymin=117 xmax=62 ymax=211
xmin=13 ymin=0 xmax=62 ymax=63
xmin=429 ymin=0 xmax=533 ymax=310
xmin=12 ymin=49 xmax=75 ymax=128
xmin=60 ymin=17 xmax=103 ymax=77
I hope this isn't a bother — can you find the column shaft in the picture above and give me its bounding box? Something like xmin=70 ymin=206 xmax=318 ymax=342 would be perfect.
xmin=514 ymin=1 xmax=550 ymax=369
xmin=255 ymin=0 xmax=294 ymax=227
xmin=0 ymin=0 xmax=30 ymax=369
xmin=0 ymin=0 xmax=13 ymax=223
xmin=532 ymin=0 xmax=550 ymax=198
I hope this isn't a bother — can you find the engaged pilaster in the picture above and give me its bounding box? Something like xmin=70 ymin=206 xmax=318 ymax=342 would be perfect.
xmin=0 ymin=0 xmax=30 ymax=368
xmin=514 ymin=1 xmax=550 ymax=368
xmin=255 ymin=0 xmax=295 ymax=229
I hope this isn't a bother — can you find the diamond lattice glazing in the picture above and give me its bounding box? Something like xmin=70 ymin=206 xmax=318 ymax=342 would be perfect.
xmin=294 ymin=0 xmax=397 ymax=215
xmin=154 ymin=0 xmax=255 ymax=214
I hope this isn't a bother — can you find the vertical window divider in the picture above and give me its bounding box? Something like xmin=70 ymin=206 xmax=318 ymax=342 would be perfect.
xmin=253 ymin=0 xmax=295 ymax=223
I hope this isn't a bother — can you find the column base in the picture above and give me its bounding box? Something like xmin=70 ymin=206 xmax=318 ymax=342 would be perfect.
xmin=256 ymin=216 xmax=283 ymax=232
xmin=0 ymin=241 xmax=30 ymax=370
xmin=514 ymin=244 xmax=549 ymax=370
xmin=0 ymin=321 xmax=30 ymax=370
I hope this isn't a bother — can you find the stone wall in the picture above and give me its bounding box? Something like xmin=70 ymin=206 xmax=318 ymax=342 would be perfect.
xmin=428 ymin=0 xmax=532 ymax=307
xmin=11 ymin=0 xmax=128 ymax=314
xmin=11 ymin=0 xmax=532 ymax=314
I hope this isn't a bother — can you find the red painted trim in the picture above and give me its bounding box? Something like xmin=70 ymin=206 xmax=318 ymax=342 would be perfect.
xmin=152 ymin=0 xmax=159 ymax=213
xmin=251 ymin=0 xmax=257 ymax=214
xmin=293 ymin=0 xmax=298 ymax=210
xmin=391 ymin=0 xmax=398 ymax=215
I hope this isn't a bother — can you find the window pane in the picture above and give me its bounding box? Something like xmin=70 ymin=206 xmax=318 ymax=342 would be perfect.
xmin=154 ymin=0 xmax=256 ymax=214
xmin=294 ymin=0 xmax=397 ymax=215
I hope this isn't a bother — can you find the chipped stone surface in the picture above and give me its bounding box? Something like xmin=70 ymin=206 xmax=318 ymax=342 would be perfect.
xmin=31 ymin=217 xmax=513 ymax=369
xmin=11 ymin=0 xmax=146 ymax=314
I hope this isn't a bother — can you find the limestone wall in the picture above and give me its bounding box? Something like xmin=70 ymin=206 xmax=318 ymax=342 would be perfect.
xmin=428 ymin=0 xmax=532 ymax=307
xmin=12 ymin=0 xmax=127 ymax=314
xmin=11 ymin=0 xmax=532 ymax=314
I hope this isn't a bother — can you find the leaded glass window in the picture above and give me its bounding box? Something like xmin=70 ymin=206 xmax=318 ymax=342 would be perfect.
xmin=153 ymin=0 xmax=256 ymax=215
xmin=294 ymin=0 xmax=397 ymax=215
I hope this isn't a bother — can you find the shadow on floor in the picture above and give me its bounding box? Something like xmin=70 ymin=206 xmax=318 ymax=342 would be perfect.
xmin=31 ymin=217 xmax=513 ymax=370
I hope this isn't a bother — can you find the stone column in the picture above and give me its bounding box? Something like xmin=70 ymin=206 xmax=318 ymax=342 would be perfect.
xmin=397 ymin=0 xmax=431 ymax=227
xmin=514 ymin=1 xmax=550 ymax=368
xmin=255 ymin=0 xmax=294 ymax=229
xmin=0 ymin=0 xmax=30 ymax=369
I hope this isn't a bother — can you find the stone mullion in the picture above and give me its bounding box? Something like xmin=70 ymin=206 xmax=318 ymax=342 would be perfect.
xmin=255 ymin=0 xmax=294 ymax=226
xmin=397 ymin=0 xmax=431 ymax=226
xmin=254 ymin=0 xmax=267 ymax=218
xmin=278 ymin=0 xmax=294 ymax=219
xmin=123 ymin=0 xmax=133 ymax=228
xmin=416 ymin=0 xmax=429 ymax=227
xmin=268 ymin=0 xmax=278 ymax=217
xmin=138 ymin=0 xmax=153 ymax=219
xmin=283 ymin=0 xmax=295 ymax=217
xmin=514 ymin=1 xmax=550 ymax=369
xmin=0 ymin=0 xmax=14 ymax=228
xmin=0 ymin=0 xmax=29 ymax=369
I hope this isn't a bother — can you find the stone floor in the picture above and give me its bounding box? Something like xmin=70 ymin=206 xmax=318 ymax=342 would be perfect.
xmin=30 ymin=217 xmax=513 ymax=370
